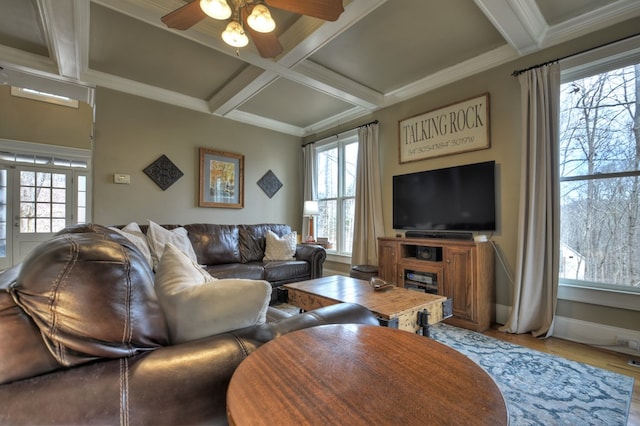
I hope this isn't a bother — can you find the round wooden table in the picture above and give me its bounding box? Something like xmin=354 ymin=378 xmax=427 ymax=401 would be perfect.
xmin=227 ymin=324 xmax=508 ymax=425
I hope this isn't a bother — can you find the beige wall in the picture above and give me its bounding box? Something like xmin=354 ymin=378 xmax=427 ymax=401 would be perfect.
xmin=0 ymin=85 xmax=93 ymax=149
xmin=3 ymin=16 xmax=639 ymax=332
xmin=92 ymin=88 xmax=303 ymax=229
xmin=307 ymin=17 xmax=640 ymax=331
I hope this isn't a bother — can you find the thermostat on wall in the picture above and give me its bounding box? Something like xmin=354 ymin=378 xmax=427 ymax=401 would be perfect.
xmin=114 ymin=173 xmax=130 ymax=184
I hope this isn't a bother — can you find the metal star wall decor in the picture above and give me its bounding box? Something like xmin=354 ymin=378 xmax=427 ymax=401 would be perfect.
xmin=143 ymin=154 xmax=184 ymax=190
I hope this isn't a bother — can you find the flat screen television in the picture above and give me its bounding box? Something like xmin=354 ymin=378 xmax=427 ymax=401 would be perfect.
xmin=393 ymin=161 xmax=496 ymax=232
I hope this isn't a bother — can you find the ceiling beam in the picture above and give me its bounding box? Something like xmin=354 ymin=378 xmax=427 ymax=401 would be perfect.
xmin=473 ymin=0 xmax=546 ymax=55
xmin=37 ymin=0 xmax=89 ymax=80
xmin=208 ymin=0 xmax=387 ymax=114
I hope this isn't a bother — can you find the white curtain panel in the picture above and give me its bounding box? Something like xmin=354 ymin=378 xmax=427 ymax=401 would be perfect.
xmin=302 ymin=144 xmax=316 ymax=239
xmin=351 ymin=123 xmax=384 ymax=266
xmin=501 ymin=63 xmax=561 ymax=337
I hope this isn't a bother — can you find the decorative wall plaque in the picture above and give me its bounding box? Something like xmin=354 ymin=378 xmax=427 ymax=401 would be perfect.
xmin=257 ymin=169 xmax=283 ymax=199
xmin=398 ymin=93 xmax=490 ymax=163
xmin=143 ymin=154 xmax=184 ymax=190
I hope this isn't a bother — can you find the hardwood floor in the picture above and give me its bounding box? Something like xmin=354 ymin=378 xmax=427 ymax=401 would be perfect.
xmin=483 ymin=326 xmax=640 ymax=426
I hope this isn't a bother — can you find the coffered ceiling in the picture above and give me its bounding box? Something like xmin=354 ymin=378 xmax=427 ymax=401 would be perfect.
xmin=1 ymin=0 xmax=639 ymax=136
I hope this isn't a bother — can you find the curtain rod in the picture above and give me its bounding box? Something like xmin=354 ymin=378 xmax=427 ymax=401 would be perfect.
xmin=511 ymin=32 xmax=640 ymax=77
xmin=303 ymin=120 xmax=379 ymax=147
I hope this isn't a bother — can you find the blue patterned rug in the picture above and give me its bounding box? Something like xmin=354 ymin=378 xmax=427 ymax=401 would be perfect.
xmin=429 ymin=323 xmax=634 ymax=425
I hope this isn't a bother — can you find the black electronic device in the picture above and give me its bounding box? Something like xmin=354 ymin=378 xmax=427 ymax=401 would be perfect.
xmin=415 ymin=246 xmax=443 ymax=261
xmin=405 ymin=230 xmax=473 ymax=240
xmin=393 ymin=161 xmax=496 ymax=232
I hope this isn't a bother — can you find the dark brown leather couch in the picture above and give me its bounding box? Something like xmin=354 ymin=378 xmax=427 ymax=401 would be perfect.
xmin=0 ymin=224 xmax=378 ymax=425
xmin=146 ymin=223 xmax=326 ymax=302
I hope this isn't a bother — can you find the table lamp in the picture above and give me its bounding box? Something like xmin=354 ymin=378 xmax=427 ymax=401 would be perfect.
xmin=303 ymin=200 xmax=319 ymax=242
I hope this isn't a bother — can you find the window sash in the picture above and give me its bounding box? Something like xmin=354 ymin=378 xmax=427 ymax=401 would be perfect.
xmin=559 ymin=44 xmax=640 ymax=296
xmin=314 ymin=131 xmax=358 ymax=256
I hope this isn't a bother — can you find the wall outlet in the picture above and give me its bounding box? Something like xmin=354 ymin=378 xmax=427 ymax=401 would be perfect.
xmin=616 ymin=337 xmax=640 ymax=352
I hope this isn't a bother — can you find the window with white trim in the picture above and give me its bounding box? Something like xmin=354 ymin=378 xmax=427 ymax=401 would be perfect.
xmin=559 ymin=42 xmax=640 ymax=295
xmin=314 ymin=130 xmax=358 ymax=256
xmin=0 ymin=141 xmax=91 ymax=267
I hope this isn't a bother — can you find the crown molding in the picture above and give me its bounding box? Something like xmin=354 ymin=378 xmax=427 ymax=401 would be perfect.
xmin=542 ymin=0 xmax=640 ymax=49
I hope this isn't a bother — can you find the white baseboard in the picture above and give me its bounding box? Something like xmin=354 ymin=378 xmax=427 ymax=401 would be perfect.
xmin=495 ymin=303 xmax=640 ymax=356
xmin=553 ymin=316 xmax=640 ymax=355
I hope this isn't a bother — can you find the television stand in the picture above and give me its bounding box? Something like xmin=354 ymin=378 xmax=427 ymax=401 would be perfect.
xmin=378 ymin=236 xmax=494 ymax=332
xmin=405 ymin=231 xmax=473 ymax=240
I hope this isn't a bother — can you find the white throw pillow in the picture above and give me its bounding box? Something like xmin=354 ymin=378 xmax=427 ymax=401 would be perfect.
xmin=155 ymin=243 xmax=271 ymax=344
xmin=110 ymin=222 xmax=153 ymax=269
xmin=146 ymin=220 xmax=198 ymax=270
xmin=263 ymin=230 xmax=297 ymax=261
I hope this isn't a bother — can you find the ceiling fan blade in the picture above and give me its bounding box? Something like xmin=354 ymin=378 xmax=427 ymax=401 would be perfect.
xmin=242 ymin=6 xmax=284 ymax=58
xmin=265 ymin=0 xmax=344 ymax=21
xmin=249 ymin=30 xmax=284 ymax=58
xmin=161 ymin=0 xmax=206 ymax=30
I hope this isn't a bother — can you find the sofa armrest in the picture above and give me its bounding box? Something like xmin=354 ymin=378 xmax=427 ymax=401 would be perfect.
xmin=0 ymin=303 xmax=377 ymax=426
xmin=294 ymin=244 xmax=326 ymax=279
xmin=233 ymin=302 xmax=378 ymax=344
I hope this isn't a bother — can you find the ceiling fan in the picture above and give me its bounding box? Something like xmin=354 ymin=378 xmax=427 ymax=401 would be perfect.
xmin=161 ymin=0 xmax=345 ymax=58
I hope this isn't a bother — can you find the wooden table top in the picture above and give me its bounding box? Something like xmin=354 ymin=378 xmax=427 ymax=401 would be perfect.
xmin=227 ymin=324 xmax=508 ymax=425
xmin=283 ymin=275 xmax=447 ymax=321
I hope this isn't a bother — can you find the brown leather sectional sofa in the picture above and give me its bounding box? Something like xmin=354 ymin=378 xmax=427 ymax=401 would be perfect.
xmin=0 ymin=224 xmax=377 ymax=425
xmin=145 ymin=223 xmax=326 ymax=302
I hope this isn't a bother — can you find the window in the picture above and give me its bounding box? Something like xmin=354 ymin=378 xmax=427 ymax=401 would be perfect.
xmin=11 ymin=86 xmax=79 ymax=108
xmin=559 ymin=52 xmax=640 ymax=294
xmin=0 ymin=140 xmax=91 ymax=268
xmin=314 ymin=130 xmax=358 ymax=256
xmin=19 ymin=170 xmax=68 ymax=233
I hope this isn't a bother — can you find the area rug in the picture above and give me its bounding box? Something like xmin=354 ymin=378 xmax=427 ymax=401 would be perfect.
xmin=429 ymin=323 xmax=634 ymax=425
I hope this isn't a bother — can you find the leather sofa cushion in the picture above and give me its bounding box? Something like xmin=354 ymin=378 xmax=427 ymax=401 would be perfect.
xmin=10 ymin=224 xmax=169 ymax=367
xmin=205 ymin=263 xmax=265 ymax=280
xmin=185 ymin=224 xmax=242 ymax=265
xmin=239 ymin=224 xmax=293 ymax=263
xmin=0 ymin=264 xmax=60 ymax=385
xmin=263 ymin=261 xmax=309 ymax=282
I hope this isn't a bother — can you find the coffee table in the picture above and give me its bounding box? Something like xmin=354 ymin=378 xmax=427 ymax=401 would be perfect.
xmin=281 ymin=275 xmax=452 ymax=335
xmin=226 ymin=324 xmax=508 ymax=425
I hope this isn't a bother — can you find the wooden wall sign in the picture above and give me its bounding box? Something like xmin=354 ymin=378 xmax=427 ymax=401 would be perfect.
xmin=398 ymin=93 xmax=490 ymax=163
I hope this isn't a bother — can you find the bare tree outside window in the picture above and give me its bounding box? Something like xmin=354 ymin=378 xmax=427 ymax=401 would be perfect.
xmin=559 ymin=63 xmax=640 ymax=290
xmin=19 ymin=171 xmax=67 ymax=233
xmin=315 ymin=135 xmax=358 ymax=255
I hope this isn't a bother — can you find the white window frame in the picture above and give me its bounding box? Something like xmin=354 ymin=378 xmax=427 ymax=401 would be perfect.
xmin=0 ymin=138 xmax=92 ymax=225
xmin=558 ymin=35 xmax=640 ymax=311
xmin=313 ymin=129 xmax=358 ymax=258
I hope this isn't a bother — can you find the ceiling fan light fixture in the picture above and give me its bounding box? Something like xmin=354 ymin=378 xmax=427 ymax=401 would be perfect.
xmin=200 ymin=0 xmax=232 ymax=20
xmin=247 ymin=4 xmax=276 ymax=33
xmin=222 ymin=20 xmax=249 ymax=47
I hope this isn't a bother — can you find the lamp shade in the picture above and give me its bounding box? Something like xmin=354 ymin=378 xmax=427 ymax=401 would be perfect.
xmin=200 ymin=0 xmax=232 ymax=20
xmin=303 ymin=201 xmax=319 ymax=216
xmin=222 ymin=21 xmax=249 ymax=47
xmin=247 ymin=4 xmax=276 ymax=33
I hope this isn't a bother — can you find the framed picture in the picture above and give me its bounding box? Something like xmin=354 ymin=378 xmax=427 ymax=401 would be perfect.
xmin=199 ymin=148 xmax=244 ymax=208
